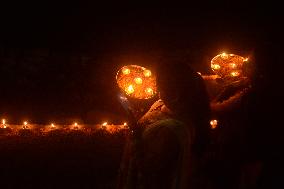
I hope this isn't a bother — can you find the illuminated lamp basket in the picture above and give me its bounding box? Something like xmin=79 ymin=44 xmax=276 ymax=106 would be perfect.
xmin=116 ymin=65 xmax=157 ymax=100
xmin=211 ymin=53 xmax=248 ymax=78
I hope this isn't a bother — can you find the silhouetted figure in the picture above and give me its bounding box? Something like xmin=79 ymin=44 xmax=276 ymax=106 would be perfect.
xmin=117 ymin=58 xmax=211 ymax=189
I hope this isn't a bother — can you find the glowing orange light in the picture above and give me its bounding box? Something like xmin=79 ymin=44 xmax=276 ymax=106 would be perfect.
xmin=134 ymin=77 xmax=143 ymax=84
xmin=123 ymin=122 xmax=127 ymax=126
xmin=2 ymin=119 xmax=5 ymax=125
xmin=23 ymin=121 xmax=28 ymax=129
xmin=197 ymin=72 xmax=202 ymax=75
xmin=145 ymin=88 xmax=154 ymax=95
xmin=211 ymin=64 xmax=221 ymax=70
xmin=102 ymin=122 xmax=108 ymax=126
xmin=143 ymin=69 xmax=151 ymax=77
xmin=230 ymin=63 xmax=237 ymax=68
xmin=210 ymin=119 xmax=218 ymax=129
xmin=116 ymin=65 xmax=157 ymax=99
xmin=221 ymin=52 xmax=229 ymax=59
xmin=3 ymin=125 xmax=6 ymax=129
xmin=126 ymin=85 xmax=135 ymax=94
xmin=211 ymin=53 xmax=247 ymax=78
xmin=230 ymin=71 xmax=240 ymax=77
xmin=243 ymin=57 xmax=249 ymax=62
xmin=74 ymin=122 xmax=78 ymax=126
xmin=122 ymin=68 xmax=130 ymax=75
xmin=51 ymin=123 xmax=55 ymax=128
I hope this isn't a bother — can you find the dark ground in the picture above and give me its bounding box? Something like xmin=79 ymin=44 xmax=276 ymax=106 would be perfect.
xmin=0 ymin=128 xmax=127 ymax=188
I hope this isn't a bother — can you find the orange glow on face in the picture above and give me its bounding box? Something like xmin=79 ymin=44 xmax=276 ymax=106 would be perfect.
xmin=210 ymin=119 xmax=218 ymax=129
xmin=116 ymin=65 xmax=157 ymax=99
xmin=211 ymin=53 xmax=246 ymax=78
xmin=134 ymin=77 xmax=143 ymax=84
xmin=143 ymin=69 xmax=151 ymax=77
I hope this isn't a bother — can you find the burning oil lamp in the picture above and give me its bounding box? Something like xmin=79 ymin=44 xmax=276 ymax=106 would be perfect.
xmin=2 ymin=119 xmax=6 ymax=128
xmin=210 ymin=119 xmax=218 ymax=129
xmin=116 ymin=65 xmax=157 ymax=99
xmin=101 ymin=122 xmax=107 ymax=129
xmin=211 ymin=53 xmax=249 ymax=78
xmin=23 ymin=121 xmax=28 ymax=129
xmin=51 ymin=123 xmax=56 ymax=129
xmin=73 ymin=122 xmax=79 ymax=130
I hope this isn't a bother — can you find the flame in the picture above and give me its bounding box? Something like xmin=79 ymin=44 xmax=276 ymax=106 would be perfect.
xmin=122 ymin=68 xmax=130 ymax=75
xmin=210 ymin=119 xmax=218 ymax=129
xmin=74 ymin=122 xmax=78 ymax=126
xmin=230 ymin=71 xmax=240 ymax=77
xmin=229 ymin=63 xmax=237 ymax=68
xmin=221 ymin=52 xmax=228 ymax=59
xmin=123 ymin=122 xmax=127 ymax=126
xmin=197 ymin=72 xmax=202 ymax=75
xmin=24 ymin=121 xmax=28 ymax=126
xmin=2 ymin=119 xmax=5 ymax=125
xmin=102 ymin=122 xmax=108 ymax=126
xmin=134 ymin=77 xmax=143 ymax=84
xmin=51 ymin=123 xmax=55 ymax=128
xmin=145 ymin=88 xmax=154 ymax=95
xmin=126 ymin=85 xmax=135 ymax=94
xmin=211 ymin=64 xmax=221 ymax=70
xmin=243 ymin=57 xmax=249 ymax=62
xmin=143 ymin=69 xmax=151 ymax=77
xmin=116 ymin=65 xmax=157 ymax=99
xmin=211 ymin=53 xmax=246 ymax=78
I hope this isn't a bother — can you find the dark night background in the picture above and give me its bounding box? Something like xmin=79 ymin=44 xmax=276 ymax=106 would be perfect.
xmin=0 ymin=2 xmax=283 ymax=188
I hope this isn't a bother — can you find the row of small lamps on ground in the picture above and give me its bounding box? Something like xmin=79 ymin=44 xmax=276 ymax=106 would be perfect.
xmin=1 ymin=119 xmax=128 ymax=131
xmin=2 ymin=118 xmax=218 ymax=130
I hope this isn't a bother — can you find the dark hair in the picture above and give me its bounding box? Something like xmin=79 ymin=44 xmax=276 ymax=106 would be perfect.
xmin=156 ymin=57 xmax=211 ymax=155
